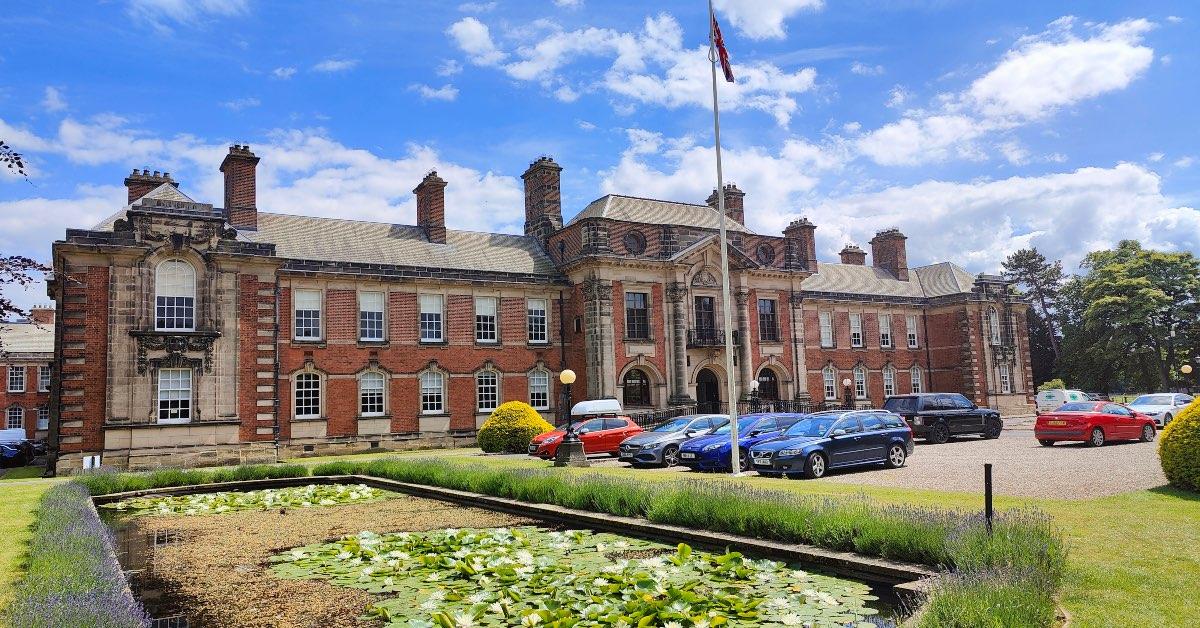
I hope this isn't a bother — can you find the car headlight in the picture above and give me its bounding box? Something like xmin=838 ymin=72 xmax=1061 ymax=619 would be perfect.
xmin=912 ymin=417 xmax=923 ymax=426
xmin=640 ymin=443 xmax=659 ymax=450
xmin=778 ymin=448 xmax=803 ymax=457
xmin=543 ymin=436 xmax=560 ymax=444
xmin=702 ymin=443 xmax=724 ymax=452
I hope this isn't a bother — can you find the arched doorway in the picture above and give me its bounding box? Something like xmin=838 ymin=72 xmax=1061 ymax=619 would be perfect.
xmin=756 ymin=368 xmax=780 ymax=402
xmin=622 ymin=368 xmax=652 ymax=408
xmin=696 ymin=368 xmax=721 ymax=413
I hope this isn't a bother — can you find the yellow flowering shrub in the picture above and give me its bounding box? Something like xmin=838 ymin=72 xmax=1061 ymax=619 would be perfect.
xmin=1159 ymin=398 xmax=1200 ymax=491
xmin=477 ymin=401 xmax=554 ymax=453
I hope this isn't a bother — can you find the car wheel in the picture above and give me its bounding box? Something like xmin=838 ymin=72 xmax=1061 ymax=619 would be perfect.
xmin=1038 ymin=439 xmax=1055 ymax=447
xmin=803 ymin=452 xmax=827 ymax=479
xmin=1088 ymin=427 xmax=1105 ymax=447
xmin=1140 ymin=425 xmax=1155 ymax=443
xmin=885 ymin=444 xmax=907 ymax=468
xmin=738 ymin=451 xmax=751 ymax=473
xmin=926 ymin=422 xmax=950 ymax=444
xmin=984 ymin=418 xmax=1003 ymax=439
xmin=662 ymin=445 xmax=680 ymax=467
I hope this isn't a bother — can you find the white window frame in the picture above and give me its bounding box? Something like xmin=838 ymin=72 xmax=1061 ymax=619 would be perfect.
xmin=988 ymin=307 xmax=1002 ymax=345
xmin=6 ymin=406 xmax=23 ymax=430
xmin=529 ymin=369 xmax=550 ymax=410
xmin=294 ymin=372 xmax=322 ymax=419
xmin=7 ymin=366 xmax=24 ymax=393
xmin=819 ymin=312 xmax=834 ymax=348
xmin=476 ymin=369 xmax=499 ymax=413
xmin=358 ymin=291 xmax=386 ymax=342
xmin=853 ymin=366 xmax=867 ymax=399
xmin=910 ymin=366 xmax=923 ymax=393
xmin=36 ymin=405 xmax=49 ymax=431
xmin=527 ymin=298 xmax=548 ymax=344
xmin=849 ymin=313 xmax=863 ymax=348
xmin=157 ymin=368 xmax=192 ymax=424
xmin=999 ymin=364 xmax=1012 ymax=394
xmin=419 ymin=294 xmax=444 ymax=343
xmin=154 ymin=259 xmax=196 ymax=332
xmin=883 ymin=365 xmax=896 ymax=397
xmin=359 ymin=371 xmax=386 ymax=417
xmin=475 ymin=296 xmax=498 ymax=343
xmin=293 ymin=289 xmax=323 ymax=341
xmin=822 ymin=366 xmax=837 ymax=400
xmin=38 ymin=365 xmax=51 ymax=392
xmin=879 ymin=313 xmax=892 ymax=348
xmin=420 ymin=370 xmax=445 ymax=414
xmin=906 ymin=314 xmax=919 ymax=348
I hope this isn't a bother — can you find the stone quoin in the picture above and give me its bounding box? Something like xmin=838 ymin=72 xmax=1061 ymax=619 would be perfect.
xmin=46 ymin=145 xmax=1034 ymax=473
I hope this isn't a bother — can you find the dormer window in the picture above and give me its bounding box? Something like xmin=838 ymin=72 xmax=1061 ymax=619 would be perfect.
xmin=155 ymin=260 xmax=195 ymax=331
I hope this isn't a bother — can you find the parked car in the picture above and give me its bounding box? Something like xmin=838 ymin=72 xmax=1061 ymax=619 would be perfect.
xmin=1034 ymin=401 xmax=1156 ymax=447
xmin=881 ymin=393 xmax=1002 ymax=443
xmin=617 ymin=414 xmax=729 ymax=467
xmin=1125 ymin=393 xmax=1194 ymax=427
xmin=1035 ymin=389 xmax=1089 ymax=414
xmin=749 ymin=410 xmax=914 ymax=479
xmin=528 ymin=416 xmax=643 ymax=459
xmin=678 ymin=413 xmax=805 ymax=472
xmin=0 ymin=428 xmax=31 ymax=468
xmin=1084 ymin=392 xmax=1110 ymax=401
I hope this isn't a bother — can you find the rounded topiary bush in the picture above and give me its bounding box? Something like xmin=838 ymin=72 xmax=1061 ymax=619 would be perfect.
xmin=477 ymin=401 xmax=555 ymax=454
xmin=1159 ymin=398 xmax=1200 ymax=491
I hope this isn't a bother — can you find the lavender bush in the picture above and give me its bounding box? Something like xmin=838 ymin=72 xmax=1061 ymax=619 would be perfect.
xmin=5 ymin=483 xmax=149 ymax=628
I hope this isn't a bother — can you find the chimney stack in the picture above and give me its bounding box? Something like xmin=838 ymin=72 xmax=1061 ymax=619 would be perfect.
xmin=29 ymin=305 xmax=55 ymax=325
xmin=839 ymin=244 xmax=867 ymax=265
xmin=706 ymin=183 xmax=745 ymax=225
xmin=220 ymin=144 xmax=260 ymax=231
xmin=522 ymin=156 xmax=563 ymax=243
xmin=783 ymin=217 xmax=817 ymax=271
xmin=414 ymin=171 xmax=448 ymax=244
xmin=869 ymin=228 xmax=909 ymax=280
xmin=124 ymin=169 xmax=178 ymax=203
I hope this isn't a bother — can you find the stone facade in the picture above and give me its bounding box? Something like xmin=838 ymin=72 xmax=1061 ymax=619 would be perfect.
xmin=48 ymin=145 xmax=1034 ymax=473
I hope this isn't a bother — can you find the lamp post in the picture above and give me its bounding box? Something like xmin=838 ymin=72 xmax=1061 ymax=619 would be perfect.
xmin=842 ymin=377 xmax=853 ymax=409
xmin=1184 ymin=361 xmax=1197 ymax=394
xmin=554 ymin=369 xmax=587 ymax=467
xmin=749 ymin=378 xmax=761 ymax=413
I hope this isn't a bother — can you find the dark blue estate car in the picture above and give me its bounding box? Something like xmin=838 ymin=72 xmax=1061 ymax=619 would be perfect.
xmin=678 ymin=413 xmax=807 ymax=472
xmin=749 ymin=410 xmax=914 ymax=479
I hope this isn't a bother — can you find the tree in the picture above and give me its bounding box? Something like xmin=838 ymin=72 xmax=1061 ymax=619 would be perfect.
xmin=1002 ymin=248 xmax=1064 ymax=360
xmin=1025 ymin=308 xmax=1057 ymax=386
xmin=1 ymin=140 xmax=29 ymax=180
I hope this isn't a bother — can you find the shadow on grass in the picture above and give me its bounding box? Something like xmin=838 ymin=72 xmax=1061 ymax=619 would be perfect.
xmin=1147 ymin=484 xmax=1200 ymax=502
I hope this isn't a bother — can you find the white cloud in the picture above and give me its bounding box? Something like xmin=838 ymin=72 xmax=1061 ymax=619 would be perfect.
xmin=997 ymin=140 xmax=1029 ymax=165
xmin=1174 ymin=156 xmax=1195 ymax=169
xmin=1166 ymin=16 xmax=1183 ymax=24
xmin=272 ymin=66 xmax=297 ymax=79
xmin=125 ymin=0 xmax=248 ymax=31
xmin=554 ymin=0 xmax=584 ymax=7
xmin=410 ymin=83 xmax=459 ymax=101
xmin=885 ymin=85 xmax=909 ymax=108
xmin=842 ymin=121 xmax=861 ymax=133
xmin=41 ymin=86 xmax=67 ymax=112
xmin=437 ymin=59 xmax=463 ymax=76
xmin=1160 ymin=54 xmax=1172 ymax=66
xmin=312 ymin=58 xmax=359 ymax=73
xmin=447 ymin=17 xmax=507 ymax=66
xmin=553 ymin=85 xmax=580 ymax=102
xmin=850 ymin=62 xmax=884 ymax=76
xmin=457 ymin=1 xmax=497 ymax=12
xmin=1148 ymin=152 xmax=1164 ymax=162
xmin=576 ymin=119 xmax=596 ymax=131
xmin=219 ymin=96 xmax=260 ymax=111
xmin=857 ymin=115 xmax=985 ymax=166
xmin=712 ymin=0 xmax=824 ymax=40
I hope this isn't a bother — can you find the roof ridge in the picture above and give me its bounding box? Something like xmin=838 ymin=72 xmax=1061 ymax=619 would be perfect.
xmin=255 ymin=212 xmax=533 ymax=240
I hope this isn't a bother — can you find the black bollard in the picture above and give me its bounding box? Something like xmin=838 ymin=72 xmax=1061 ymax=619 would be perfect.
xmin=984 ymin=463 xmax=994 ymax=535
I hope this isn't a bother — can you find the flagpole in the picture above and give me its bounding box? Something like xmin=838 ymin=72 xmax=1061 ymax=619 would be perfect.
xmin=708 ymin=0 xmax=742 ymax=477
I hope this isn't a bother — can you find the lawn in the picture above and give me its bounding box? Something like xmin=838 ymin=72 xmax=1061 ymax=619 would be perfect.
xmin=0 ymin=478 xmax=58 ymax=618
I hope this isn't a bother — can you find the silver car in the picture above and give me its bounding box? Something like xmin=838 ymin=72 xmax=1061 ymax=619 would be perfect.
xmin=617 ymin=414 xmax=729 ymax=466
xmin=1127 ymin=393 xmax=1194 ymax=427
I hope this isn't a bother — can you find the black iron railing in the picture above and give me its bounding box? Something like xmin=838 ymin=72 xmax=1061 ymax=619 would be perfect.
xmin=687 ymin=327 xmax=740 ymax=348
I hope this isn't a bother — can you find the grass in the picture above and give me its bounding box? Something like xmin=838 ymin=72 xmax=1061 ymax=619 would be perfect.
xmin=0 ymin=466 xmax=47 ymax=481
xmin=0 ymin=480 xmax=55 ymax=618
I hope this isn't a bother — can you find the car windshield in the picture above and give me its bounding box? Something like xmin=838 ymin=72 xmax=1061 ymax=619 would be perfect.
xmin=710 ymin=417 xmax=760 ymax=436
xmin=882 ymin=397 xmax=917 ymax=413
xmin=651 ymin=418 xmax=693 ymax=432
xmin=1130 ymin=395 xmax=1173 ymax=406
xmin=1056 ymin=402 xmax=1096 ymax=412
xmin=783 ymin=418 xmax=838 ymax=437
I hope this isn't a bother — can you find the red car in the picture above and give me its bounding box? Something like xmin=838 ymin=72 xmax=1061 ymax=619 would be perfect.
xmin=528 ymin=417 xmax=643 ymax=459
xmin=1034 ymin=401 xmax=1156 ymax=447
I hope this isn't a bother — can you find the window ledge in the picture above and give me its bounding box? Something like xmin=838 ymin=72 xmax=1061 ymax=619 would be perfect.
xmin=357 ymin=340 xmax=389 ymax=348
xmin=293 ymin=416 xmax=327 ymax=422
xmin=419 ymin=340 xmax=448 ymax=346
xmin=357 ymin=414 xmax=390 ymax=420
xmin=624 ymin=336 xmax=655 ymax=343
xmin=291 ymin=339 xmax=326 ymax=348
xmin=420 ymin=412 xmax=450 ymax=417
xmin=758 ymin=339 xmax=783 ymax=345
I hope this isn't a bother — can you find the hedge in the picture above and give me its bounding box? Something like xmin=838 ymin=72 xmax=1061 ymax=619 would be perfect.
xmin=476 ymin=401 xmax=554 ymax=453
xmin=1159 ymin=398 xmax=1200 ymax=491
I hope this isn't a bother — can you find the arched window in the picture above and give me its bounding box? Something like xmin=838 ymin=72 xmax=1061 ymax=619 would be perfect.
xmin=359 ymin=372 xmax=385 ymax=417
xmin=6 ymin=406 xmax=23 ymax=430
xmin=853 ymin=366 xmax=867 ymax=399
xmin=822 ymin=366 xmax=837 ymax=400
xmin=883 ymin=365 xmax=896 ymax=397
xmin=295 ymin=372 xmax=321 ymax=418
xmin=529 ymin=369 xmax=550 ymax=410
xmin=622 ymin=369 xmax=651 ymax=407
xmin=420 ymin=371 xmax=444 ymax=414
xmin=155 ymin=260 xmax=196 ymax=331
xmin=476 ymin=369 xmax=499 ymax=413
xmin=910 ymin=366 xmax=923 ymax=393
xmin=987 ymin=307 xmax=1001 ymax=344
xmin=756 ymin=369 xmax=779 ymax=401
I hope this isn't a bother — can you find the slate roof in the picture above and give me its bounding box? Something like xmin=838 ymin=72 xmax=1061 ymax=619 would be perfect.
xmin=801 ymin=261 xmax=978 ymax=299
xmin=568 ymin=194 xmax=752 ymax=233
xmin=243 ymin=213 xmax=559 ymax=276
xmin=0 ymin=323 xmax=54 ymax=355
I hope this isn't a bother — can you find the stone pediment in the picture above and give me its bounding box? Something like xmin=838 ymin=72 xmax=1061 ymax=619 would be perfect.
xmin=670 ymin=234 xmax=759 ymax=271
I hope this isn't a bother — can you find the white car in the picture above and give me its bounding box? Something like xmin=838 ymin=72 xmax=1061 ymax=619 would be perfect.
xmin=1035 ymin=389 xmax=1089 ymax=414
xmin=1127 ymin=393 xmax=1194 ymax=427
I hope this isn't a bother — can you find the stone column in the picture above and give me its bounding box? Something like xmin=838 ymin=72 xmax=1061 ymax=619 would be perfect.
xmin=582 ymin=277 xmax=615 ymax=399
xmin=735 ymin=288 xmax=753 ymax=400
xmin=790 ymin=292 xmax=811 ymax=400
xmin=666 ymin=282 xmax=692 ymax=404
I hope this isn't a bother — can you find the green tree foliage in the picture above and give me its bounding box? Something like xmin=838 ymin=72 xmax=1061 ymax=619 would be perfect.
xmin=1037 ymin=378 xmax=1066 ymax=392
xmin=1002 ymin=248 xmax=1064 ymax=359
xmin=1 ymin=140 xmax=28 ymax=179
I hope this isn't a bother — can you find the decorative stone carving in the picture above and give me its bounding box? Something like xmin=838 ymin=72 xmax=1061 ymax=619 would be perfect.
xmin=622 ymin=230 xmax=647 ymax=255
xmin=691 ymin=269 xmax=719 ymax=288
xmin=133 ymin=332 xmax=219 ymax=374
xmin=756 ymin=243 xmax=776 ymax=266
xmin=734 ymin=289 xmax=750 ymax=306
xmin=665 ymin=281 xmax=688 ymax=303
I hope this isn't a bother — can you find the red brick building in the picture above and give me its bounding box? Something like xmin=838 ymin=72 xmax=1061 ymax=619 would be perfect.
xmin=47 ymin=147 xmax=1033 ymax=472
xmin=0 ymin=307 xmax=54 ymax=441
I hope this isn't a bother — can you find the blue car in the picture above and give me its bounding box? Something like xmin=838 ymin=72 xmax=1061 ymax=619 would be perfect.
xmin=678 ymin=413 xmax=807 ymax=472
xmin=749 ymin=410 xmax=914 ymax=479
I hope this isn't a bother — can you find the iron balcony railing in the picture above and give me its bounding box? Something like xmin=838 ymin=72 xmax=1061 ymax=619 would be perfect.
xmin=687 ymin=327 xmax=740 ymax=348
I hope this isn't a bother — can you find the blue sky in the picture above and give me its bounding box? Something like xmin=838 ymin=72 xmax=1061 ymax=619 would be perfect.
xmin=2 ymin=0 xmax=1198 ymax=311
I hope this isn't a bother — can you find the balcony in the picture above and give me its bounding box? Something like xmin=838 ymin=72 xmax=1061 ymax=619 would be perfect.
xmin=687 ymin=327 xmax=740 ymax=348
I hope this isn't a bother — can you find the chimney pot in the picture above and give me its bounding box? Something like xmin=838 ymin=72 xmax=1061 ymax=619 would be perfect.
xmin=783 ymin=217 xmax=817 ymax=271
xmin=706 ymin=183 xmax=746 ymax=225
xmin=522 ymin=156 xmax=563 ymax=243
xmin=839 ymin=244 xmax=867 ymax=266
xmin=414 ymin=171 xmax=448 ymax=244
xmin=869 ymin=228 xmax=909 ymax=280
xmin=220 ymin=144 xmax=260 ymax=230
xmin=124 ymin=168 xmax=180 ymax=203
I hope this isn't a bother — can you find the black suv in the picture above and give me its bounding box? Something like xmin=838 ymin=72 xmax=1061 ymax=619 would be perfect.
xmin=882 ymin=393 xmax=1003 ymax=443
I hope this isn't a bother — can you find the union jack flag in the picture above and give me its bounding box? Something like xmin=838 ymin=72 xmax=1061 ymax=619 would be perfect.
xmin=711 ymin=11 xmax=735 ymax=83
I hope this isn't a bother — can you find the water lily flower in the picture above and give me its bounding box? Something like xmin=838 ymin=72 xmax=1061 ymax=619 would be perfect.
xmin=779 ymin=614 xmax=804 ymax=626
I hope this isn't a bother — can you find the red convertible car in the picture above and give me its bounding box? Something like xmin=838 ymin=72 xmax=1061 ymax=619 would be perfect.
xmin=528 ymin=416 xmax=643 ymax=459
xmin=1034 ymin=401 xmax=1156 ymax=447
